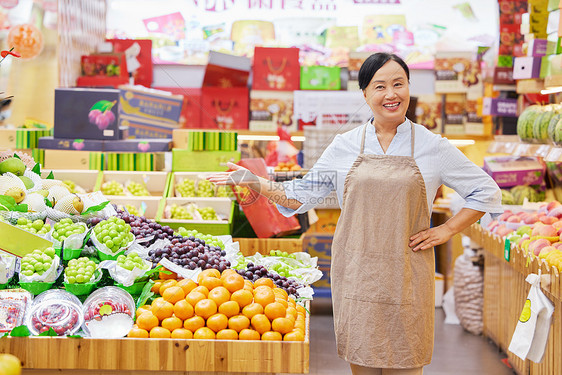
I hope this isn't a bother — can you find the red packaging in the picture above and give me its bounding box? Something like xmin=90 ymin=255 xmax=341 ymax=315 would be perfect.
xmin=77 ymin=53 xmax=129 ymax=88
xmin=200 ymin=87 xmax=249 ymax=130
xmin=234 ymin=158 xmax=301 ymax=238
xmin=203 ymin=51 xmax=251 ymax=88
xmin=252 ymin=47 xmax=300 ymax=91
xmin=108 ymin=39 xmax=153 ymax=88
xmin=153 ymin=87 xmax=202 ymax=129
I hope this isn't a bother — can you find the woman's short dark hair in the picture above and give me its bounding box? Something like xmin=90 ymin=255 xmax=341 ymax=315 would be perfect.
xmin=358 ymin=53 xmax=410 ymax=90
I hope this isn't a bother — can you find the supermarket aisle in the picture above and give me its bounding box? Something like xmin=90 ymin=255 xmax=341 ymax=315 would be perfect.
xmin=306 ymin=299 xmax=515 ymax=375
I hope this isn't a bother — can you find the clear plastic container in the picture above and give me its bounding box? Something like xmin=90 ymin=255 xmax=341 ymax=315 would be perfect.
xmin=26 ymin=290 xmax=83 ymax=336
xmin=82 ymin=286 xmax=135 ymax=338
xmin=0 ymin=289 xmax=33 ymax=332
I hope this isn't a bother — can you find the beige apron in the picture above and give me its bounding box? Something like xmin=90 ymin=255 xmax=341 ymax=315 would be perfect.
xmin=331 ymin=121 xmax=434 ymax=369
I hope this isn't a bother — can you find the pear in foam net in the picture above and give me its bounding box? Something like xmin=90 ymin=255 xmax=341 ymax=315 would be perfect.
xmin=0 ymin=174 xmax=26 ymax=203
xmin=54 ymin=194 xmax=84 ymax=214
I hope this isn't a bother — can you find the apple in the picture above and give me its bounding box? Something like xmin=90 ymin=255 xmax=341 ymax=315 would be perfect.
xmin=518 ymin=235 xmax=530 ymax=247
xmin=538 ymin=246 xmax=557 ymax=258
xmin=488 ymin=220 xmax=499 ymax=232
xmin=516 ymin=225 xmax=532 ymax=236
xmin=547 ymin=201 xmax=562 ymax=212
xmin=529 ymin=238 xmax=551 ymax=255
xmin=540 ymin=216 xmax=558 ymax=225
xmin=531 ymin=223 xmax=545 ymax=237
xmin=507 ymin=215 xmax=522 ymax=223
xmin=498 ymin=211 xmax=513 ymax=222
xmin=496 ymin=225 xmax=514 ymax=237
xmin=551 ymin=242 xmax=562 ymax=250
xmin=547 ymin=206 xmax=562 ymax=219
xmin=539 ymin=225 xmax=558 ymax=237
xmin=524 ymin=214 xmax=539 ymax=224
xmin=538 ymin=212 xmax=547 ymax=218
xmin=553 ymin=221 xmax=562 ymax=230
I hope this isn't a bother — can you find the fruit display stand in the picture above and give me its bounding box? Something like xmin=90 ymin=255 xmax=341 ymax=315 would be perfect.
xmin=40 ymin=169 xmax=102 ymax=193
xmin=0 ymin=318 xmax=309 ymax=374
xmin=96 ymin=171 xmax=171 ymax=197
xmin=108 ymin=196 xmax=163 ymax=220
xmin=462 ymin=223 xmax=562 ymax=375
xmin=235 ymin=234 xmax=305 ymax=256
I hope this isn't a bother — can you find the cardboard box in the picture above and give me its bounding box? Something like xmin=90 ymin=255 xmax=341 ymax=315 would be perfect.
xmin=252 ymin=47 xmax=300 ymax=91
xmin=200 ymin=87 xmax=249 ymax=130
xmin=40 ymin=170 xmax=101 ymax=193
xmin=96 ymin=171 xmax=170 ymax=197
xmin=483 ymin=156 xmax=546 ymax=188
xmin=497 ymin=55 xmax=514 ymax=68
xmin=527 ymin=38 xmax=550 ymax=56
xmin=38 ymin=136 xmax=105 ymax=151
xmin=300 ymin=66 xmax=341 ymax=90
xmin=465 ymin=99 xmax=485 ymax=136
xmin=202 ymin=51 xmax=251 ymax=88
xmin=119 ymin=115 xmax=178 ymax=139
xmin=77 ymin=53 xmax=129 ymax=88
xmin=171 ymin=150 xmax=241 ymax=172
xmin=172 ymin=130 xmax=238 ymax=151
xmin=0 ymin=128 xmax=52 ymax=149
xmin=293 ymin=90 xmax=372 ymax=128
xmin=307 ymin=208 xmax=341 ymax=234
xmin=152 ymin=87 xmax=202 ymax=129
xmin=118 ymin=85 xmax=184 ymax=124
xmin=415 ymin=94 xmax=443 ymax=133
xmin=234 ymin=158 xmax=301 ymax=238
xmin=348 ymin=52 xmax=371 ymax=81
xmin=156 ymin=197 xmax=235 ymax=235
xmin=482 ymin=98 xmax=518 ymax=117
xmin=249 ymin=90 xmax=296 ymax=132
xmin=103 ymin=138 xmax=172 ymax=153
xmin=43 ymin=149 xmax=104 ymax=170
xmin=493 ymin=67 xmax=515 ymax=85
xmin=302 ymin=233 xmax=332 ymax=296
xmin=108 ymin=39 xmax=153 ymax=88
xmin=434 ymin=52 xmax=480 ymax=94
xmin=54 ymin=88 xmax=121 ymax=140
xmin=513 ymin=56 xmax=542 ymax=79
xmin=105 ymin=152 xmax=165 ymax=171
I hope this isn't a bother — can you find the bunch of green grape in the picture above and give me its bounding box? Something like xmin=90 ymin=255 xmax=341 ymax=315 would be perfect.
xmin=65 ymin=257 xmax=97 ymax=284
xmin=20 ymin=247 xmax=56 ymax=277
xmin=52 ymin=219 xmax=86 ymax=242
xmin=268 ymin=250 xmax=297 ymax=259
xmin=170 ymin=204 xmax=193 ymax=220
xmin=176 ymin=179 xmax=196 ymax=197
xmin=216 ymin=185 xmax=235 ymax=198
xmin=116 ymin=252 xmax=149 ymax=271
xmin=16 ymin=218 xmax=51 ymax=235
xmin=196 ymin=180 xmax=215 ymax=197
xmin=197 ymin=206 xmax=219 ymax=221
xmin=101 ymin=180 xmax=125 ymax=196
xmin=175 ymin=227 xmax=224 ymax=249
xmin=124 ymin=204 xmax=139 ymax=216
xmin=93 ymin=216 xmax=134 ymax=252
xmin=126 ymin=181 xmax=150 ymax=196
xmin=63 ymin=180 xmax=77 ymax=193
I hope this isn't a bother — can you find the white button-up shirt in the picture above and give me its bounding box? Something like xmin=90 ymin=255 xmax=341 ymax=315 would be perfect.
xmin=277 ymin=119 xmax=503 ymax=218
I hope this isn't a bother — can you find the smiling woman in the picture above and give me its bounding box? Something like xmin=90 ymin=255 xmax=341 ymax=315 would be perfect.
xmin=206 ymin=52 xmax=503 ymax=375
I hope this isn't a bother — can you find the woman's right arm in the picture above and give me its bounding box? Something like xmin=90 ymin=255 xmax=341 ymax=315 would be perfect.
xmin=206 ymin=162 xmax=304 ymax=210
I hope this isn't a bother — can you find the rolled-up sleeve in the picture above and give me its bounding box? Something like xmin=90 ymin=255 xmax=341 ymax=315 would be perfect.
xmin=438 ymin=138 xmax=503 ymax=219
xmin=277 ymin=136 xmax=338 ymax=217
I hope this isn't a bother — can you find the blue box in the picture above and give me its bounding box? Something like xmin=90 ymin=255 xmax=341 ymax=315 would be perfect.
xmin=119 ymin=86 xmax=184 ymax=124
xmin=54 ymin=88 xmax=121 ymax=140
xmin=303 ymin=234 xmax=333 ymax=298
xmin=119 ymin=115 xmax=178 ymax=139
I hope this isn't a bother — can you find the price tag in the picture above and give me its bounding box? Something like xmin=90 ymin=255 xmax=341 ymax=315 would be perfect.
xmin=504 ymin=238 xmax=510 ymax=262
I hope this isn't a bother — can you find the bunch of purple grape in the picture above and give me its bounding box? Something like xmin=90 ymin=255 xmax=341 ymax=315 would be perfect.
xmin=146 ymin=236 xmax=229 ymax=271
xmin=114 ymin=210 xmax=174 ymax=241
xmin=236 ymin=263 xmax=303 ymax=297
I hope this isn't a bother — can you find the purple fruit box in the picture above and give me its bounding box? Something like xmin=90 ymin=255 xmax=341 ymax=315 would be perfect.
xmin=483 ymin=156 xmax=545 ymax=188
xmin=54 ymin=88 xmax=121 ymax=140
xmin=103 ymin=138 xmax=172 ymax=153
xmin=38 ymin=137 xmax=105 ymax=152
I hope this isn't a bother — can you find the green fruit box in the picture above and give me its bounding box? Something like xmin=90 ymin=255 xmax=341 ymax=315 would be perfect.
xmin=104 ymin=197 xmax=163 ymax=219
xmin=300 ymin=66 xmax=341 ymax=90
xmin=0 ymin=128 xmax=52 ymax=149
xmin=165 ymin=172 xmax=235 ymax=199
xmin=40 ymin=170 xmax=102 ymax=193
xmin=0 ymin=222 xmax=54 ymax=258
xmin=171 ymin=150 xmax=240 ymax=172
xmin=43 ymin=150 xmax=104 ymax=170
xmin=156 ymin=197 xmax=234 ymax=235
xmin=172 ymin=129 xmax=238 ymax=151
xmin=95 ymin=171 xmax=171 ymax=198
xmin=105 ymin=152 xmax=165 ymax=171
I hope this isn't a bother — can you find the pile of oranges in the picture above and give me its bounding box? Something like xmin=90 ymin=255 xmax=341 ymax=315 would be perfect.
xmin=128 ymin=268 xmax=306 ymax=341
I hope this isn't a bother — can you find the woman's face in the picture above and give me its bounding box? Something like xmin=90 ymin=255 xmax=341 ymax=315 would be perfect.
xmin=362 ymin=60 xmax=410 ymax=128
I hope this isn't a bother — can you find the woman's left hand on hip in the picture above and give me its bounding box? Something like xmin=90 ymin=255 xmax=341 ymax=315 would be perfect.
xmin=409 ymin=224 xmax=455 ymax=252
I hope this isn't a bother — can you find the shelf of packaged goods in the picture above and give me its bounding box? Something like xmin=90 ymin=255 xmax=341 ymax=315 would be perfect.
xmin=516 ymin=78 xmax=545 ymax=94
xmin=461 ymin=223 xmax=562 ymax=375
xmin=0 ymin=311 xmax=310 ymax=374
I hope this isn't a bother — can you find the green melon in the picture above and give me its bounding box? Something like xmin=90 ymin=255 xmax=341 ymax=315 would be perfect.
xmin=554 ymin=117 xmax=562 ymax=146
xmin=532 ymin=106 xmax=556 ymax=143
xmin=548 ymin=113 xmax=562 ymax=142
xmin=517 ymin=105 xmax=542 ymax=142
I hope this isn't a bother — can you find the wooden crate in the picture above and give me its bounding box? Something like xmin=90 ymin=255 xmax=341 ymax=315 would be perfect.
xmin=234 ymin=234 xmax=305 ymax=256
xmin=0 ymin=314 xmax=310 ymax=374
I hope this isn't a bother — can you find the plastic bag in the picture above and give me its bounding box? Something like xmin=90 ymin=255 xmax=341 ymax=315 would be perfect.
xmin=159 ymin=257 xmax=201 ymax=281
xmin=99 ymin=259 xmax=151 ymax=287
xmin=47 ymin=222 xmax=89 ymax=250
xmin=0 ymin=250 xmax=17 ymax=283
xmin=19 ymin=255 xmax=62 ymax=283
xmin=91 ymin=229 xmax=135 ymax=257
xmin=508 ymin=272 xmax=554 ymax=363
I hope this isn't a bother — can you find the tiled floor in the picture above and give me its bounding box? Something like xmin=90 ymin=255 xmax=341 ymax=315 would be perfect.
xmin=307 ymin=299 xmax=515 ymax=375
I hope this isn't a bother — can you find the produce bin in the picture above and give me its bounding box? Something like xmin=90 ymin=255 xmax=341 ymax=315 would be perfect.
xmin=106 ymin=196 xmax=163 ymax=219
xmin=95 ymin=170 xmax=170 ymax=198
xmin=156 ymin=197 xmax=235 ymax=235
xmin=235 ymin=233 xmax=305 ymax=256
xmin=166 ymin=171 xmax=236 ymax=199
xmin=40 ymin=169 xmax=102 ymax=193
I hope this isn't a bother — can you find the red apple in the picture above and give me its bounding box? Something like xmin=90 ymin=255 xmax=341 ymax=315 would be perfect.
xmin=553 ymin=221 xmax=562 ymax=230
xmin=529 ymin=238 xmax=551 ymax=255
xmin=540 ymin=216 xmax=558 ymax=225
xmin=488 ymin=220 xmax=499 ymax=232
xmin=539 ymin=225 xmax=559 ymax=237
xmin=507 ymin=215 xmax=522 ymax=223
xmin=524 ymin=214 xmax=540 ymax=224
xmin=547 ymin=201 xmax=562 ymax=212
xmin=552 ymin=242 xmax=562 ymax=250
xmin=496 ymin=225 xmax=514 ymax=237
xmin=498 ymin=211 xmax=513 ymax=222
xmin=538 ymin=212 xmax=547 ymax=218
xmin=532 ymin=223 xmax=545 ymax=237
xmin=518 ymin=236 xmax=530 ymax=247
xmin=538 ymin=245 xmax=557 ymax=258
xmin=547 ymin=206 xmax=562 ymax=219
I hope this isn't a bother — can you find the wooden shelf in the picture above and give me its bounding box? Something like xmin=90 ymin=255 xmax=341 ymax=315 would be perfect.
xmin=442 ymin=134 xmax=494 ymax=141
xmin=544 ymin=74 xmax=562 ymax=88
xmin=516 ymin=78 xmax=545 ymax=94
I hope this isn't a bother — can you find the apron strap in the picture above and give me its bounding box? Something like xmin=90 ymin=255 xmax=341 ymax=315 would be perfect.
xmin=360 ymin=122 xmax=368 ymax=154
xmin=410 ymin=120 xmax=415 ymax=158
